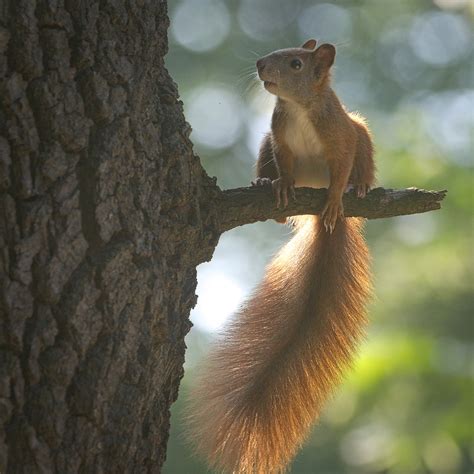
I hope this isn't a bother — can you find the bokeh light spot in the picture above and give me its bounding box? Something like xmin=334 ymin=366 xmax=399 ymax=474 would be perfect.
xmin=394 ymin=213 xmax=437 ymax=246
xmin=377 ymin=26 xmax=428 ymax=89
xmin=172 ymin=0 xmax=230 ymax=52
xmin=238 ymin=0 xmax=300 ymax=41
xmin=340 ymin=424 xmax=394 ymax=467
xmin=420 ymin=90 xmax=474 ymax=164
xmin=423 ymin=433 xmax=462 ymax=473
xmin=187 ymin=86 xmax=243 ymax=149
xmin=190 ymin=270 xmax=245 ymax=332
xmin=409 ymin=12 xmax=472 ymax=66
xmin=298 ymin=3 xmax=352 ymax=43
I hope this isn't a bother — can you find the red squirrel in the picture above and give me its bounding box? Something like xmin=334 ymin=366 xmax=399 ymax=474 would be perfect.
xmin=187 ymin=40 xmax=376 ymax=473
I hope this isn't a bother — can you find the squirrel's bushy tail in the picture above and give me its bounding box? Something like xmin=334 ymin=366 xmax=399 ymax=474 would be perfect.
xmin=186 ymin=216 xmax=372 ymax=473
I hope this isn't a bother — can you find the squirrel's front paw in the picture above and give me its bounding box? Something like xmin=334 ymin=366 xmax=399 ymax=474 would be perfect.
xmin=321 ymin=197 xmax=344 ymax=234
xmin=272 ymin=176 xmax=295 ymax=208
xmin=346 ymin=184 xmax=370 ymax=198
xmin=251 ymin=177 xmax=272 ymax=187
xmin=354 ymin=184 xmax=370 ymax=198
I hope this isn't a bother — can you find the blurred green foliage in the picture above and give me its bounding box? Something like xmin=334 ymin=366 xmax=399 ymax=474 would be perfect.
xmin=163 ymin=0 xmax=473 ymax=472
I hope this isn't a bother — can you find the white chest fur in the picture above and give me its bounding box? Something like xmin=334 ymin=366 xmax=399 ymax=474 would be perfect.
xmin=284 ymin=103 xmax=330 ymax=189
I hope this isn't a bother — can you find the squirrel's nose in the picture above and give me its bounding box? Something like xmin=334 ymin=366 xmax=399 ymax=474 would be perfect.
xmin=256 ymin=59 xmax=265 ymax=72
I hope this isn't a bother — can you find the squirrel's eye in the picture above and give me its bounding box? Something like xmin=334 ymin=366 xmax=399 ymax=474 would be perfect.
xmin=291 ymin=59 xmax=302 ymax=70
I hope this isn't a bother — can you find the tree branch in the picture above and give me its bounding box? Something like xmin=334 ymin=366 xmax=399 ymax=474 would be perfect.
xmin=216 ymin=186 xmax=447 ymax=233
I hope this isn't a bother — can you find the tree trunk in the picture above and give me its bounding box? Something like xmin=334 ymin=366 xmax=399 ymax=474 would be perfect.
xmin=0 ymin=1 xmax=446 ymax=473
xmin=0 ymin=1 xmax=217 ymax=472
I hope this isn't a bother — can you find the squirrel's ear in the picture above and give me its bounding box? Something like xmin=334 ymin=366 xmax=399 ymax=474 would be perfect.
xmin=301 ymin=39 xmax=317 ymax=50
xmin=314 ymin=44 xmax=336 ymax=68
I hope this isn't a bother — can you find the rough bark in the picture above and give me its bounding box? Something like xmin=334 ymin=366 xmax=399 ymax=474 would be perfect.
xmin=0 ymin=1 xmax=217 ymax=472
xmin=0 ymin=1 xmax=446 ymax=473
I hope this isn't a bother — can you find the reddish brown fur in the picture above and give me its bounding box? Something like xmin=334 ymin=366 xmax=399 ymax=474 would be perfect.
xmin=187 ymin=217 xmax=372 ymax=473
xmin=187 ymin=41 xmax=376 ymax=473
xmin=349 ymin=113 xmax=376 ymax=194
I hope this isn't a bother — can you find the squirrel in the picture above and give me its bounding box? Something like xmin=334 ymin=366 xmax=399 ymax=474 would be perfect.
xmin=186 ymin=39 xmax=376 ymax=473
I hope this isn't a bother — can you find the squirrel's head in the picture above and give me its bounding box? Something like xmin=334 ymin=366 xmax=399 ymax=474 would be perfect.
xmin=256 ymin=40 xmax=336 ymax=103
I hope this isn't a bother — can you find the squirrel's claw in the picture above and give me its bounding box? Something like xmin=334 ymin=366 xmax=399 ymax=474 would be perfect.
xmin=355 ymin=184 xmax=370 ymax=198
xmin=346 ymin=183 xmax=370 ymax=198
xmin=272 ymin=177 xmax=295 ymax=209
xmin=252 ymin=177 xmax=272 ymax=187
xmin=290 ymin=186 xmax=296 ymax=202
xmin=322 ymin=198 xmax=344 ymax=234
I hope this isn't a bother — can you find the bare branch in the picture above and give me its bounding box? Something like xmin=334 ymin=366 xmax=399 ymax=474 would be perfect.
xmin=216 ymin=186 xmax=447 ymax=233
